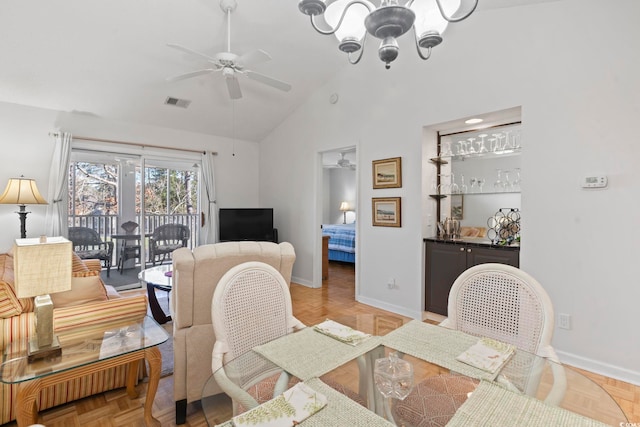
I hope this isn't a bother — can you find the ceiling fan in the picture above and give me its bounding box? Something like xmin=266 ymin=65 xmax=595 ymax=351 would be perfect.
xmin=166 ymin=0 xmax=292 ymax=100
xmin=325 ymin=152 xmax=356 ymax=170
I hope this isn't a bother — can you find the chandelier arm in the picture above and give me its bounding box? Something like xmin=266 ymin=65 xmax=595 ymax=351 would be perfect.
xmin=347 ymin=36 xmax=368 ymax=64
xmin=309 ymin=0 xmax=375 ymax=36
xmin=413 ymin=26 xmax=432 ymax=60
xmin=434 ymin=0 xmax=479 ymax=23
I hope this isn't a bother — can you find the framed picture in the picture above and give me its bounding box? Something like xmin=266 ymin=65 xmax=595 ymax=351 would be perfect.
xmin=372 ymin=197 xmax=401 ymax=227
xmin=372 ymin=157 xmax=402 ymax=189
xmin=451 ymin=194 xmax=463 ymax=220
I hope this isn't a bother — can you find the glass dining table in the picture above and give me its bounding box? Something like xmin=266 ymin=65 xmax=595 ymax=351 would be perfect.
xmin=201 ymin=314 xmax=627 ymax=426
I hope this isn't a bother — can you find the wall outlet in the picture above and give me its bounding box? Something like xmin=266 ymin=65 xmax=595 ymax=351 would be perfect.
xmin=558 ymin=313 xmax=571 ymax=330
xmin=387 ymin=278 xmax=396 ymax=289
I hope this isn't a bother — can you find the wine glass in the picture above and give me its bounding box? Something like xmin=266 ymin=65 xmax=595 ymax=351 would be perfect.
xmin=477 ymin=134 xmax=488 ymax=153
xmin=374 ymin=352 xmax=414 ymax=400
xmin=502 ymin=170 xmax=512 ymax=191
xmin=459 ymin=174 xmax=468 ymax=194
xmin=469 ymin=177 xmax=478 ymax=193
xmin=437 ymin=174 xmax=450 ymax=195
xmin=456 ymin=141 xmax=467 ymax=156
xmin=450 ymin=172 xmax=460 ymax=194
xmin=440 ymin=140 xmax=452 ymax=157
xmin=477 ymin=177 xmax=486 ymax=193
xmin=512 ymin=168 xmax=521 ymax=191
xmin=466 ymin=137 xmax=476 ymax=154
xmin=494 ymin=169 xmax=503 ymax=192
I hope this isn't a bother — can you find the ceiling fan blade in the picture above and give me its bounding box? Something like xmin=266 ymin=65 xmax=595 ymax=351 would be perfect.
xmin=226 ymin=75 xmax=242 ymax=99
xmin=245 ymin=71 xmax=292 ymax=92
xmin=167 ymin=43 xmax=217 ymax=63
xmin=236 ymin=49 xmax=272 ymax=68
xmin=166 ymin=69 xmax=217 ymax=82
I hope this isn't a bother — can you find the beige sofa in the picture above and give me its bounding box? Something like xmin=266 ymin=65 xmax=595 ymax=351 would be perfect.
xmin=171 ymin=241 xmax=296 ymax=424
xmin=0 ymin=253 xmax=148 ymax=425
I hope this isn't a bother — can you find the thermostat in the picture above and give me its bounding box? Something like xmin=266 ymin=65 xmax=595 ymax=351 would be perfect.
xmin=581 ymin=175 xmax=608 ymax=188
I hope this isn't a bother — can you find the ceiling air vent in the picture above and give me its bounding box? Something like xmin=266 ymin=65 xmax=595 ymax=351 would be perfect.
xmin=164 ymin=97 xmax=191 ymax=108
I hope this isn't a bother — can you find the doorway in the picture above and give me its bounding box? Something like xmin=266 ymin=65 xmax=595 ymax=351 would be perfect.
xmin=316 ymin=146 xmax=358 ymax=288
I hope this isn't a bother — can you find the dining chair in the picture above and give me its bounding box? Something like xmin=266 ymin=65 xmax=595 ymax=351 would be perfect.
xmin=211 ymin=261 xmax=306 ymax=414
xmin=116 ymin=221 xmax=141 ymax=274
xmin=393 ymin=263 xmax=566 ymax=426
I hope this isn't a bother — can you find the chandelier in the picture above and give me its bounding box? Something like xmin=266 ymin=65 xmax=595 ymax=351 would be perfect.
xmin=298 ymin=0 xmax=478 ymax=69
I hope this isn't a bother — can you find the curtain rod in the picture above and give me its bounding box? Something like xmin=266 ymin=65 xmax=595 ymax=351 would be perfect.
xmin=48 ymin=132 xmax=217 ymax=155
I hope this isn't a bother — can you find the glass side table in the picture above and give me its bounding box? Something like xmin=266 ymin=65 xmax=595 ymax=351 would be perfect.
xmin=0 ymin=315 xmax=169 ymax=427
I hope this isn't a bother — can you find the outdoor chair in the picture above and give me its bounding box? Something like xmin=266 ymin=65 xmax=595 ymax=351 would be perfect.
xmin=149 ymin=223 xmax=189 ymax=266
xmin=68 ymin=226 xmax=114 ymax=277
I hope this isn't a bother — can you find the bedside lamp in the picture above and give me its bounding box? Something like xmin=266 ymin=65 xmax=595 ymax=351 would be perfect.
xmin=13 ymin=236 xmax=72 ymax=362
xmin=339 ymin=201 xmax=349 ymax=224
xmin=0 ymin=176 xmax=48 ymax=238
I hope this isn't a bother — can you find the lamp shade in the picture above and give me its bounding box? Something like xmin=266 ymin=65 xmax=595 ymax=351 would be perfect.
xmin=339 ymin=202 xmax=350 ymax=212
xmin=13 ymin=237 xmax=72 ymax=298
xmin=0 ymin=177 xmax=47 ymax=205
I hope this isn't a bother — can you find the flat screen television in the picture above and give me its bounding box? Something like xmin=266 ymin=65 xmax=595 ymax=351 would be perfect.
xmin=219 ymin=208 xmax=275 ymax=242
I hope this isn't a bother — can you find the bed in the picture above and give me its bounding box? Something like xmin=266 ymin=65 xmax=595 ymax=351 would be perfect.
xmin=322 ymin=223 xmax=356 ymax=263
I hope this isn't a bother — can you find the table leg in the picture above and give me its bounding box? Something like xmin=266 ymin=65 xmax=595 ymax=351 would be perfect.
xmin=146 ymin=282 xmax=172 ymax=324
xmin=126 ymin=360 xmax=140 ymax=398
xmin=16 ymin=379 xmax=41 ymax=426
xmin=144 ymin=346 xmax=162 ymax=427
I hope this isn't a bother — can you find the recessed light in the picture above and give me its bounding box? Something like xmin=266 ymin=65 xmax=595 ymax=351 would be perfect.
xmin=465 ymin=118 xmax=483 ymax=124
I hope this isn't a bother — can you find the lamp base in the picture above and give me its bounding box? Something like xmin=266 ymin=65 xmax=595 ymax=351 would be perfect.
xmin=28 ymin=335 xmax=62 ymax=363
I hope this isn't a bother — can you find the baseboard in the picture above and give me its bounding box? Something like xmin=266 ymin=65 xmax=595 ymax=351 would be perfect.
xmin=291 ymin=276 xmax=315 ymax=288
xmin=355 ymin=295 xmax=422 ymax=320
xmin=556 ymin=350 xmax=640 ymax=386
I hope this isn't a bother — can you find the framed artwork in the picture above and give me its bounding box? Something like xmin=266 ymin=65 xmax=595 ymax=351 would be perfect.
xmin=372 ymin=197 xmax=401 ymax=227
xmin=372 ymin=157 xmax=402 ymax=189
xmin=451 ymin=194 xmax=463 ymax=220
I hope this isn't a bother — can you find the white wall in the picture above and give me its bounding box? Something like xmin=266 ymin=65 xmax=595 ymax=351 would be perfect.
xmin=0 ymin=101 xmax=260 ymax=252
xmin=328 ymin=168 xmax=356 ymax=224
xmin=260 ymin=0 xmax=640 ymax=384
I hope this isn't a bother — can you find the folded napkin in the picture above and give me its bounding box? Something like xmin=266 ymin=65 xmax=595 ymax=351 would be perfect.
xmin=231 ymin=382 xmax=327 ymax=427
xmin=313 ymin=319 xmax=371 ymax=346
xmin=456 ymin=337 xmax=515 ymax=374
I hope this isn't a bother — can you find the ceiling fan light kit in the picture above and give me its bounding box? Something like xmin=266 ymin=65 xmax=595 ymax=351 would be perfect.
xmin=299 ymin=0 xmax=478 ymax=69
xmin=166 ymin=0 xmax=292 ymax=100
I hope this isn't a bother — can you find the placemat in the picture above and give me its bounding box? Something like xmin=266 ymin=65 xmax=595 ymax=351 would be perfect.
xmin=215 ymin=378 xmax=395 ymax=427
xmin=446 ymin=380 xmax=611 ymax=427
xmin=253 ymin=327 xmax=383 ymax=381
xmin=381 ymin=320 xmax=499 ymax=381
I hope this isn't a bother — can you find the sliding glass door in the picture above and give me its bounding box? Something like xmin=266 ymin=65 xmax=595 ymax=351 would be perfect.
xmin=68 ymin=149 xmax=200 ymax=288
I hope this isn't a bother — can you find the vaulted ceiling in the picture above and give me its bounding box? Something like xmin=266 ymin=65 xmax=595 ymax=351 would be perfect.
xmin=0 ymin=0 xmax=556 ymax=142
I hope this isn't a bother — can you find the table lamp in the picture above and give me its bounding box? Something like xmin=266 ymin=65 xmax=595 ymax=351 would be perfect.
xmin=0 ymin=176 xmax=48 ymax=238
xmin=339 ymin=201 xmax=349 ymax=224
xmin=13 ymin=236 xmax=72 ymax=362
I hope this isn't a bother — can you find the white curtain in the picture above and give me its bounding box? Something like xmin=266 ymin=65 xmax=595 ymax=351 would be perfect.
xmin=45 ymin=131 xmax=72 ymax=237
xmin=200 ymin=151 xmax=217 ymax=244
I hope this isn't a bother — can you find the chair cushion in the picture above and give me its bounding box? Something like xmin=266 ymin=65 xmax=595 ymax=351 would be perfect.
xmin=77 ymin=249 xmax=110 ymax=260
xmin=392 ymin=374 xmax=479 ymax=427
xmin=156 ymin=243 xmax=183 ymax=253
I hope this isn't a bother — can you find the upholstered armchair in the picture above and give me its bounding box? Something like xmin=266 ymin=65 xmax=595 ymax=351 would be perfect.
xmin=171 ymin=241 xmax=296 ymax=424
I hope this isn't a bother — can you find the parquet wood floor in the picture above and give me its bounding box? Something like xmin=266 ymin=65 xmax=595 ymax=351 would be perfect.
xmin=6 ymin=262 xmax=638 ymax=426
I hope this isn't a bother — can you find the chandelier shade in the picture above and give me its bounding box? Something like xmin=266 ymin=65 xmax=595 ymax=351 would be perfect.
xmin=299 ymin=0 xmax=478 ymax=68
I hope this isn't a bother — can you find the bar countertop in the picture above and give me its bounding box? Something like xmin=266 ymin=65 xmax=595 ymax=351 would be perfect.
xmin=424 ymin=236 xmax=520 ymax=249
